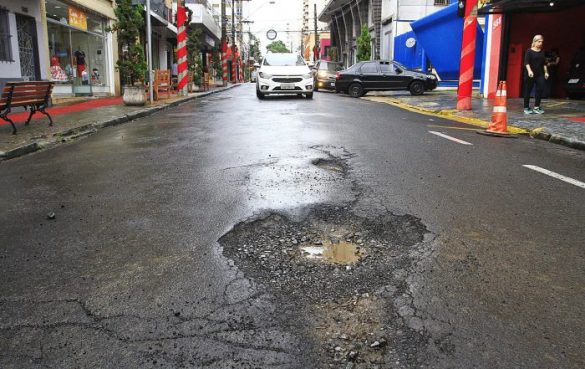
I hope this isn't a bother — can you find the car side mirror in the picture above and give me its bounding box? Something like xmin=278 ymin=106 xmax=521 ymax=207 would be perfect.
xmin=395 ymin=68 xmax=403 ymax=74
xmin=308 ymin=63 xmax=315 ymax=68
xmin=253 ymin=63 xmax=260 ymax=68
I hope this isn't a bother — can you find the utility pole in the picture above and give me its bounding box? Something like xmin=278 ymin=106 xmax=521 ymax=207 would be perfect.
xmin=221 ymin=0 xmax=227 ymax=86
xmin=314 ymin=3 xmax=319 ymax=62
xmin=232 ymin=0 xmax=237 ymax=83
xmin=146 ymin=0 xmax=153 ymax=102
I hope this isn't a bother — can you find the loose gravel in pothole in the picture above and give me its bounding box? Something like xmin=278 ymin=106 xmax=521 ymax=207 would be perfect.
xmin=219 ymin=204 xmax=435 ymax=368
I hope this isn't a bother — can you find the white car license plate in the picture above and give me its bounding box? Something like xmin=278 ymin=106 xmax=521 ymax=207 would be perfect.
xmin=281 ymin=84 xmax=295 ymax=90
xmin=568 ymin=78 xmax=580 ymax=84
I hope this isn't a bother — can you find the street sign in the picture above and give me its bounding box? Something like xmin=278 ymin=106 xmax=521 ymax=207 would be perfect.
xmin=266 ymin=29 xmax=277 ymax=40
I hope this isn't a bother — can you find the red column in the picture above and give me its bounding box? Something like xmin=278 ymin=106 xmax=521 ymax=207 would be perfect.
xmin=221 ymin=40 xmax=228 ymax=83
xmin=176 ymin=5 xmax=188 ymax=95
xmin=456 ymin=0 xmax=478 ymax=111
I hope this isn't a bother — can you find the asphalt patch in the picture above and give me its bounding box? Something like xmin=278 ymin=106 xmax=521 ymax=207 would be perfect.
xmin=219 ymin=205 xmax=434 ymax=368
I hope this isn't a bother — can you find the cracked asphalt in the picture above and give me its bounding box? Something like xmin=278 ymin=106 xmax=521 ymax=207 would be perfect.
xmin=1 ymin=84 xmax=584 ymax=368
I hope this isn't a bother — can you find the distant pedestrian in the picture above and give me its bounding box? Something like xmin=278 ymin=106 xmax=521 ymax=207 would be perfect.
xmin=523 ymin=35 xmax=549 ymax=114
xmin=544 ymin=48 xmax=560 ymax=98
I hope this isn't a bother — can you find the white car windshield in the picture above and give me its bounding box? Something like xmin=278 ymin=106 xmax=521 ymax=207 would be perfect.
xmin=263 ymin=54 xmax=306 ymax=66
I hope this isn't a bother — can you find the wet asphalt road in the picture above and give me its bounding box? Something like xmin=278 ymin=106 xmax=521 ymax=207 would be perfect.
xmin=1 ymin=84 xmax=584 ymax=368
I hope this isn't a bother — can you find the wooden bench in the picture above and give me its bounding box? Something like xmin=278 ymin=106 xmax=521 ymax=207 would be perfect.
xmin=0 ymin=81 xmax=54 ymax=134
xmin=153 ymin=69 xmax=171 ymax=100
xmin=201 ymin=72 xmax=210 ymax=91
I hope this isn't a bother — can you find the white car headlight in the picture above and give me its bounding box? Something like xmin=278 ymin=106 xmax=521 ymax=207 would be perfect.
xmin=259 ymin=71 xmax=272 ymax=79
xmin=303 ymin=73 xmax=312 ymax=79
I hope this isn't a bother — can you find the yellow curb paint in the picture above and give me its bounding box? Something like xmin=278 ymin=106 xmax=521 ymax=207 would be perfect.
xmin=544 ymin=102 xmax=569 ymax=108
xmin=529 ymin=127 xmax=546 ymax=137
xmin=363 ymin=96 xmax=528 ymax=135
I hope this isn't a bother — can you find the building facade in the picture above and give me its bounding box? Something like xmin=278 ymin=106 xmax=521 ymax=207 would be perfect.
xmin=0 ymin=0 xmax=49 ymax=88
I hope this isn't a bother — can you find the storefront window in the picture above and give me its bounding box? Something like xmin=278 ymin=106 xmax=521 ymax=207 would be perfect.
xmin=46 ymin=0 xmax=109 ymax=95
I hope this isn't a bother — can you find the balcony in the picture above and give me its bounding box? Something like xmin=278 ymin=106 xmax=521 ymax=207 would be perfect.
xmin=133 ymin=0 xmax=172 ymax=24
xmin=186 ymin=3 xmax=222 ymax=41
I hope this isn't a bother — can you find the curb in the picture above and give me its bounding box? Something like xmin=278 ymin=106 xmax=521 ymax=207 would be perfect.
xmin=364 ymin=96 xmax=585 ymax=151
xmin=0 ymin=85 xmax=237 ymax=161
xmin=363 ymin=96 xmax=528 ymax=135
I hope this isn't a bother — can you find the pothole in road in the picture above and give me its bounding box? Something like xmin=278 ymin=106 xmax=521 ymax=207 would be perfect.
xmin=312 ymin=158 xmax=347 ymax=174
xmin=219 ymin=204 xmax=433 ymax=368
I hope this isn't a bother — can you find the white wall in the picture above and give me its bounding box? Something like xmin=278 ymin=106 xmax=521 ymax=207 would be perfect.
xmin=0 ymin=0 xmax=47 ymax=80
xmin=379 ymin=0 xmax=450 ymax=60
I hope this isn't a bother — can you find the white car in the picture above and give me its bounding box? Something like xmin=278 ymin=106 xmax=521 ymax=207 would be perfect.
xmin=256 ymin=53 xmax=314 ymax=99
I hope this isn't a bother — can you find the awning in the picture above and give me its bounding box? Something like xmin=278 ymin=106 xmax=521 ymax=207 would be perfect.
xmin=479 ymin=0 xmax=585 ymax=14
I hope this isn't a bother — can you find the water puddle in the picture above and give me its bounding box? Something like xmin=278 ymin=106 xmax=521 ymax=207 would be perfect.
xmin=301 ymin=240 xmax=362 ymax=264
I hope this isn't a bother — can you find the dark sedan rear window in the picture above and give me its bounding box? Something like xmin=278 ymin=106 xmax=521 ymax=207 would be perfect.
xmin=360 ymin=62 xmax=378 ymax=73
xmin=320 ymin=62 xmax=343 ymax=72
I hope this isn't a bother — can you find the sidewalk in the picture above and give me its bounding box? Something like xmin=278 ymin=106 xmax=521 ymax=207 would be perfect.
xmin=364 ymin=89 xmax=585 ymax=151
xmin=0 ymin=83 xmax=237 ymax=160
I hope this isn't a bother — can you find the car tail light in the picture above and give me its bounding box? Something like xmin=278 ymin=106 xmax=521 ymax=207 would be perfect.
xmin=335 ymin=71 xmax=341 ymax=80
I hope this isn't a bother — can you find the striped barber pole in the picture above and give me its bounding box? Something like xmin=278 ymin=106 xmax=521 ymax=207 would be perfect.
xmin=222 ymin=41 xmax=228 ymax=83
xmin=176 ymin=5 xmax=188 ymax=95
xmin=231 ymin=57 xmax=236 ymax=83
xmin=456 ymin=0 xmax=478 ymax=111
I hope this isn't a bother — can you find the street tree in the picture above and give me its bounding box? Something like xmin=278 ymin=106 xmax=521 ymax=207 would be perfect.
xmin=266 ymin=40 xmax=290 ymax=53
xmin=356 ymin=25 xmax=371 ymax=62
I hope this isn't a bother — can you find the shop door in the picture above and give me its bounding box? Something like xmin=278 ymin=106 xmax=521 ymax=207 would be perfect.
xmin=70 ymin=30 xmax=92 ymax=96
xmin=506 ymin=43 xmax=524 ymax=98
xmin=15 ymin=14 xmax=40 ymax=81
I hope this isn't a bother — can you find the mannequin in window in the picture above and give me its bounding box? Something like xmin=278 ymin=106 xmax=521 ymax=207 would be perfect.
xmin=50 ymin=55 xmax=67 ymax=81
xmin=74 ymin=48 xmax=86 ymax=78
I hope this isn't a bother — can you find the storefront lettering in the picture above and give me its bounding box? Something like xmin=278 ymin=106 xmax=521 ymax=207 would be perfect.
xmin=68 ymin=6 xmax=87 ymax=31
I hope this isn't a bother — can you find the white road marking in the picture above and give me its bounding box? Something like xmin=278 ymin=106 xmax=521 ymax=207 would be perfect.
xmin=523 ymin=165 xmax=585 ymax=189
xmin=428 ymin=131 xmax=473 ymax=145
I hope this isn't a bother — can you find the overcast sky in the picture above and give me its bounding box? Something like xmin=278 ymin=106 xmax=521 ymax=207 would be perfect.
xmin=244 ymin=0 xmax=304 ymax=53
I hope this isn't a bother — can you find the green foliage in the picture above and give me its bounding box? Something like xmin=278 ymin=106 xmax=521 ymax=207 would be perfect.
xmin=187 ymin=27 xmax=203 ymax=85
xmin=249 ymin=34 xmax=262 ymax=61
xmin=327 ymin=46 xmax=338 ymax=61
xmin=109 ymin=0 xmax=147 ymax=85
xmin=212 ymin=48 xmax=221 ymax=79
xmin=266 ymin=40 xmax=290 ymax=53
xmin=356 ymin=25 xmax=371 ymax=62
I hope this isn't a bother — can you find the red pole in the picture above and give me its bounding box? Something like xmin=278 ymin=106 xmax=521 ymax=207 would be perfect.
xmin=456 ymin=0 xmax=478 ymax=111
xmin=221 ymin=40 xmax=228 ymax=83
xmin=176 ymin=4 xmax=188 ymax=95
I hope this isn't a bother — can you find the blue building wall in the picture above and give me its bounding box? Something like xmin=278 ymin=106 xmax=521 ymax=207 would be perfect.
xmin=406 ymin=2 xmax=484 ymax=81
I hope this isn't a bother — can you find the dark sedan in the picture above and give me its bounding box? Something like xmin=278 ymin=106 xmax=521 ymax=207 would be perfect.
xmin=335 ymin=60 xmax=437 ymax=97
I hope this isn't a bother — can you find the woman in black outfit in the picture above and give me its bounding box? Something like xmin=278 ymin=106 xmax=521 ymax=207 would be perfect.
xmin=523 ymin=35 xmax=549 ymax=114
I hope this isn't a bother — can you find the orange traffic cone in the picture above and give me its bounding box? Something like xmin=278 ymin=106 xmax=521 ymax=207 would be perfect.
xmin=478 ymin=81 xmax=516 ymax=138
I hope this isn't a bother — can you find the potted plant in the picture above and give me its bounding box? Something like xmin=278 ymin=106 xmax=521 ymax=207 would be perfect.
xmin=109 ymin=0 xmax=148 ymax=105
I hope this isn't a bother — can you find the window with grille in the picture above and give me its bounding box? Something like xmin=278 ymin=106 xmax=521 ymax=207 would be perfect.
xmin=0 ymin=7 xmax=12 ymax=62
xmin=434 ymin=0 xmax=450 ymax=5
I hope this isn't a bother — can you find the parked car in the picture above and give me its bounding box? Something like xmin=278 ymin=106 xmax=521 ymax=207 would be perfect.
xmin=335 ymin=60 xmax=437 ymax=97
xmin=313 ymin=60 xmax=343 ymax=91
xmin=256 ymin=53 xmax=314 ymax=99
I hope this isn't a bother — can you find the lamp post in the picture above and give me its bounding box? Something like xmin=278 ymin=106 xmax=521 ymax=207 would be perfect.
xmin=146 ymin=0 xmax=153 ymax=103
